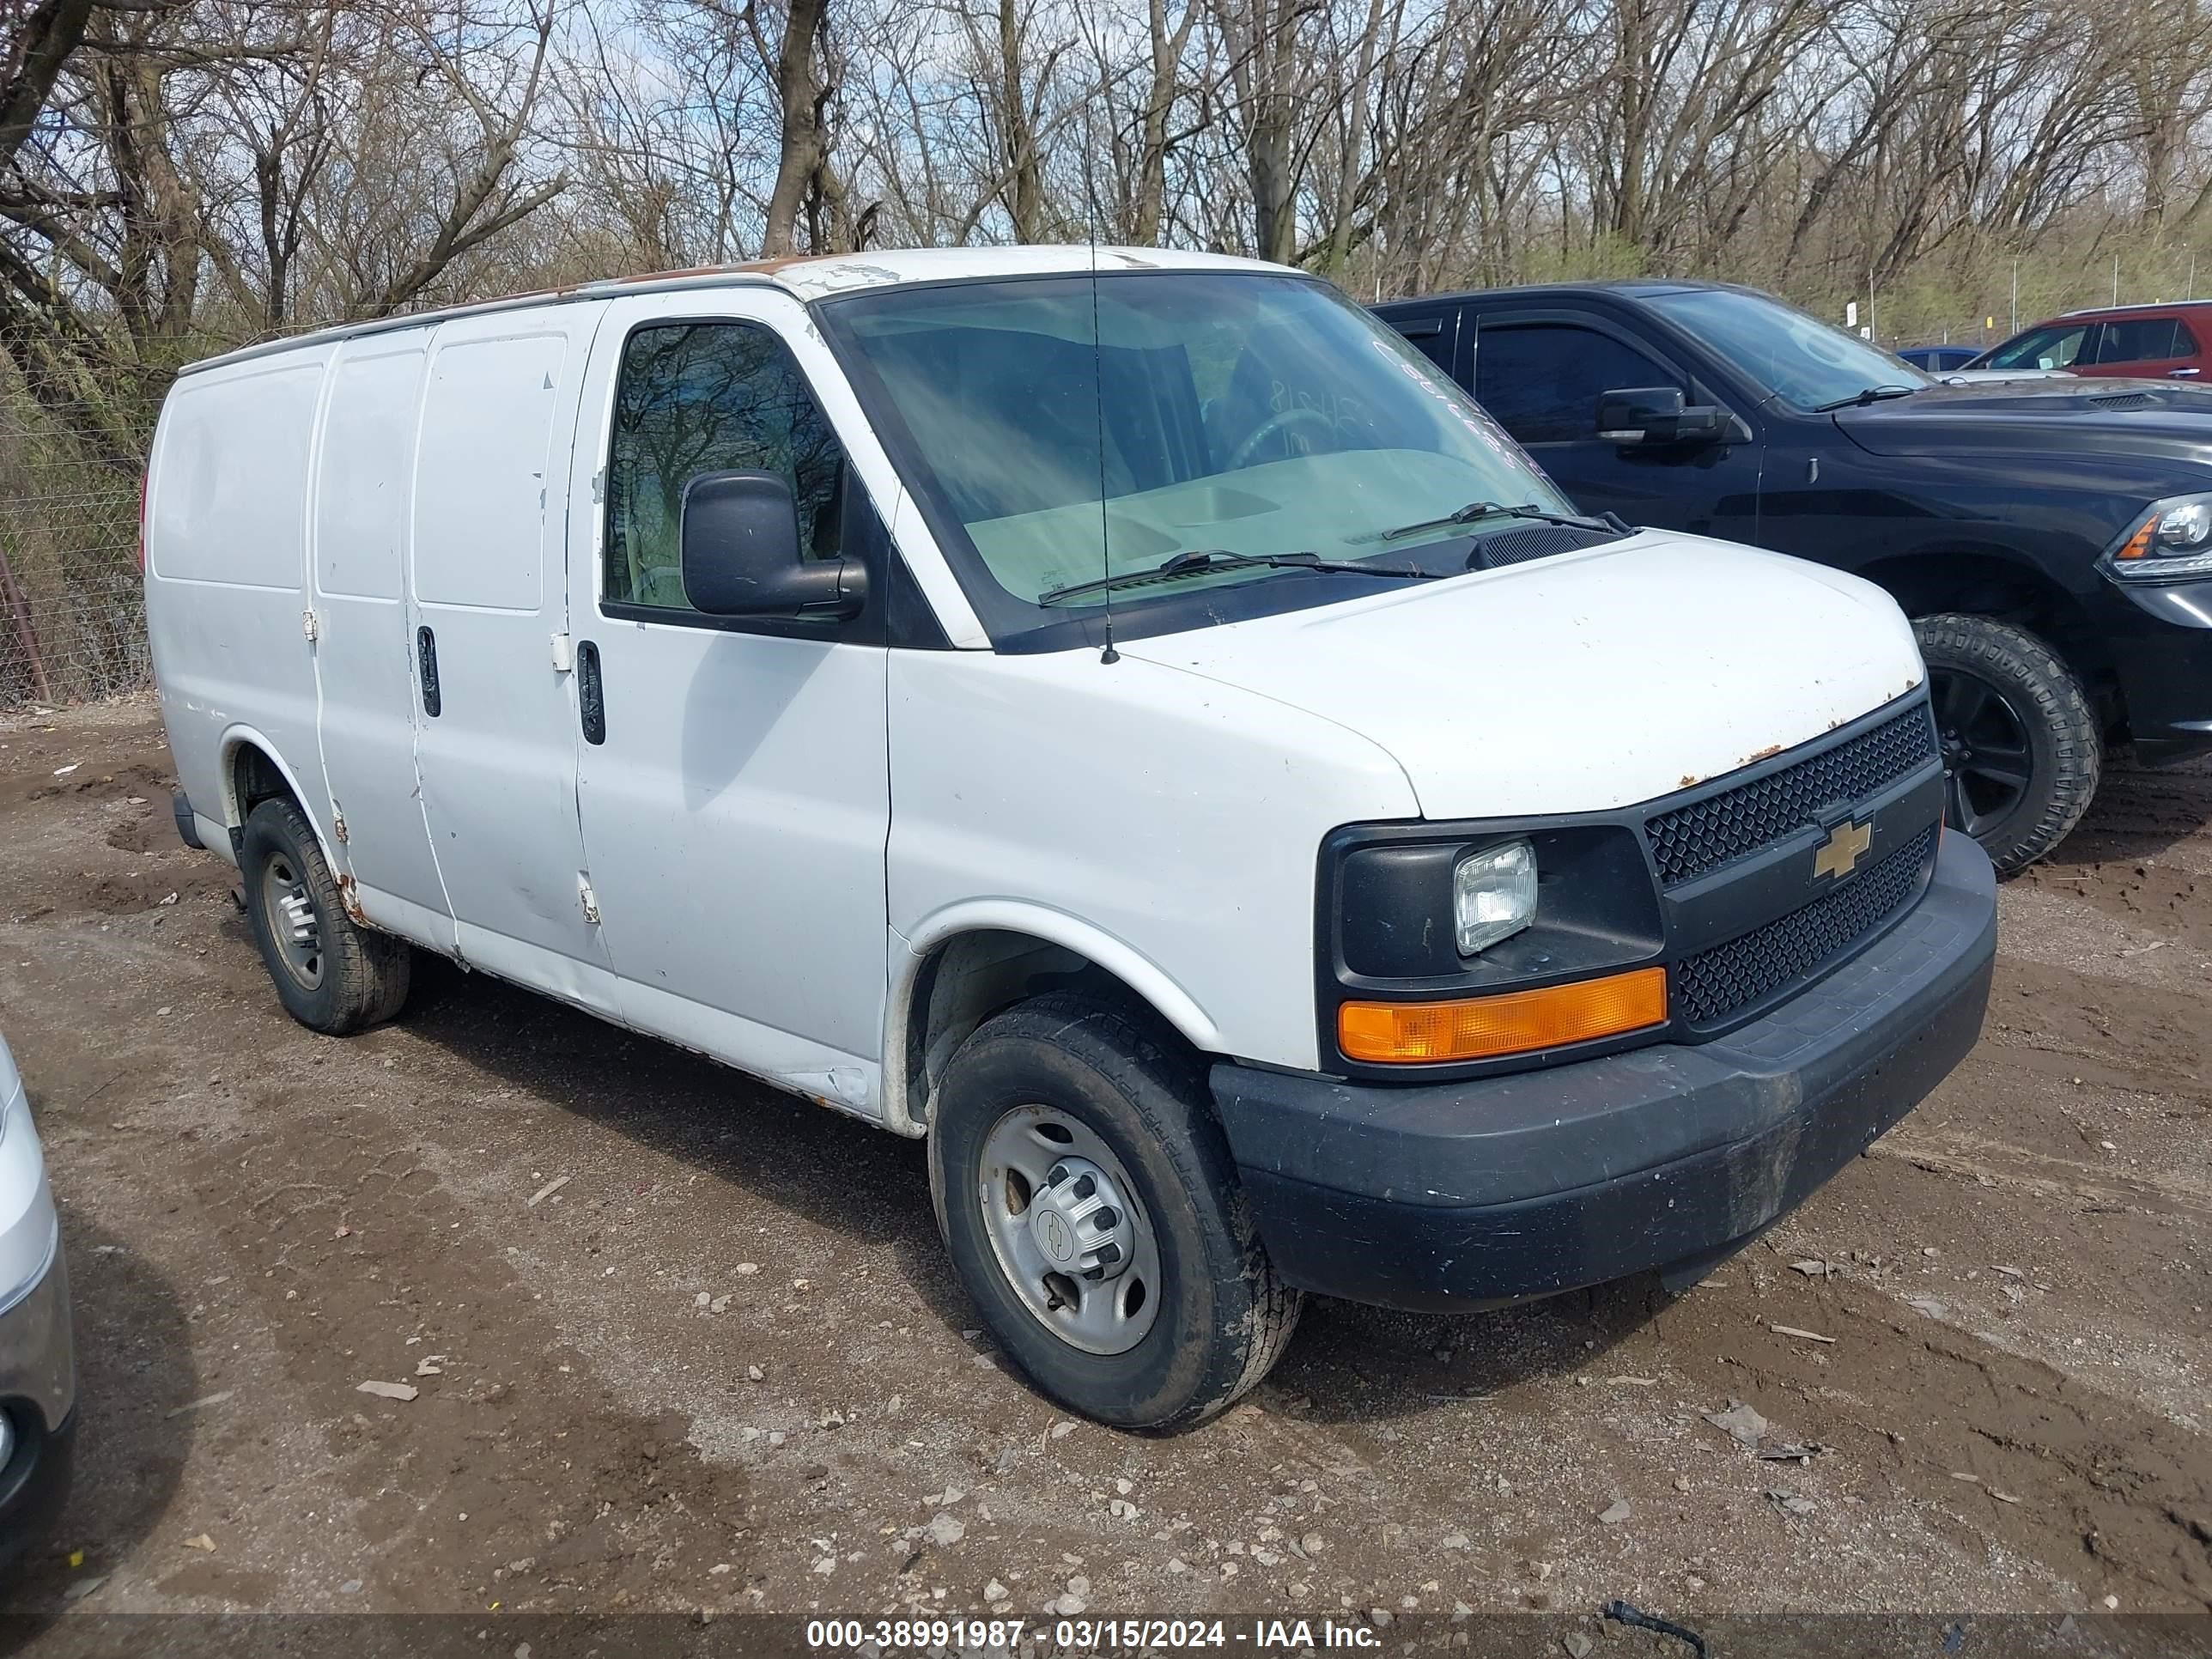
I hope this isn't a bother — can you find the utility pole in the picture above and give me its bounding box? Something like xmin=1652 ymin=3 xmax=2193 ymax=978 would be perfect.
xmin=2010 ymin=258 xmax=2019 ymax=333
xmin=2113 ymin=252 xmax=2120 ymax=306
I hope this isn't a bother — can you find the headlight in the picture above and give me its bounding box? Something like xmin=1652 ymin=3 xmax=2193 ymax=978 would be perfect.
xmin=2160 ymin=500 xmax=2212 ymax=549
xmin=2106 ymin=492 xmax=2212 ymax=579
xmin=1453 ymin=838 xmax=1538 ymax=955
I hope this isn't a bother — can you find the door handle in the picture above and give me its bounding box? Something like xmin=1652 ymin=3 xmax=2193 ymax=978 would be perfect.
xmin=2170 ymin=368 xmax=2200 ymax=378
xmin=416 ymin=625 xmax=441 ymax=717
xmin=577 ymin=639 xmax=605 ymax=745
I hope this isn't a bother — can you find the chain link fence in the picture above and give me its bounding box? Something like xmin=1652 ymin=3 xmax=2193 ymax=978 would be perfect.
xmin=0 ymin=404 xmax=149 ymax=714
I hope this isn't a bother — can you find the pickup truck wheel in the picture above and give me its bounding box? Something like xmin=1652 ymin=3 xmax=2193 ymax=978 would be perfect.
xmin=1914 ymin=613 xmax=2100 ymax=874
xmin=928 ymin=992 xmax=1303 ymax=1431
xmin=240 ymin=799 xmax=411 ymax=1034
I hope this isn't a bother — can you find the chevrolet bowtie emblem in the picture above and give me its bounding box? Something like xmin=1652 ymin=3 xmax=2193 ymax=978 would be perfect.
xmin=1814 ymin=819 xmax=1873 ymax=880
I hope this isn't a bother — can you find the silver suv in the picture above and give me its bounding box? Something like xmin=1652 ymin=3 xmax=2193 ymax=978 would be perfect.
xmin=0 ymin=1030 xmax=74 ymax=1573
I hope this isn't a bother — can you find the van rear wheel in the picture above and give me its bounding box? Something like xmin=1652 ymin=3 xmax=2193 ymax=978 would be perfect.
xmin=928 ymin=992 xmax=1302 ymax=1431
xmin=240 ymin=798 xmax=411 ymax=1034
xmin=1914 ymin=613 xmax=2100 ymax=874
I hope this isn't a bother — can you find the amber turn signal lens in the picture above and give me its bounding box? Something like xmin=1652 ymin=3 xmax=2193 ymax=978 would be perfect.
xmin=1338 ymin=967 xmax=1668 ymax=1063
xmin=2113 ymin=517 xmax=2159 ymax=562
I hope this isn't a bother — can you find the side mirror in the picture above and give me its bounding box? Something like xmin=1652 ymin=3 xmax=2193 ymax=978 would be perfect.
xmin=679 ymin=470 xmax=865 ymax=620
xmin=1595 ymin=386 xmax=1729 ymax=447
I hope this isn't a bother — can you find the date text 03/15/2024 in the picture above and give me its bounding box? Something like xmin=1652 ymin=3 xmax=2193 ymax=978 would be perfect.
xmin=805 ymin=1619 xmax=1384 ymax=1650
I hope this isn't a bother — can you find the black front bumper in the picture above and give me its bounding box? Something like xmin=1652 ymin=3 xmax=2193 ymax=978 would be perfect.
xmin=1211 ymin=832 xmax=1996 ymax=1311
xmin=2106 ymin=575 xmax=2212 ymax=763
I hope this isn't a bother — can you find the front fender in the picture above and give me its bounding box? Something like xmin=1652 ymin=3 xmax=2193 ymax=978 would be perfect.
xmin=879 ymin=900 xmax=1228 ymax=1139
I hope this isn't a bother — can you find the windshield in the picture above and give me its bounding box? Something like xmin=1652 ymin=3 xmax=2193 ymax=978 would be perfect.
xmin=818 ymin=270 xmax=1578 ymax=643
xmin=1646 ymin=288 xmax=1932 ymax=412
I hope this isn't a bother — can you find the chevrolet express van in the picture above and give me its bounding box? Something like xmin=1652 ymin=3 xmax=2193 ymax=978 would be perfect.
xmin=146 ymin=249 xmax=1997 ymax=1429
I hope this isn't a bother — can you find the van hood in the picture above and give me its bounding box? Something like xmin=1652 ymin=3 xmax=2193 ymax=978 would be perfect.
xmin=1116 ymin=530 xmax=1923 ymax=819
xmin=1835 ymin=377 xmax=2212 ymax=465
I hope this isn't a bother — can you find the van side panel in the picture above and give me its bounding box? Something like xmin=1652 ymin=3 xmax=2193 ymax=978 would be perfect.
xmin=406 ymin=310 xmax=617 ymax=1007
xmin=309 ymin=337 xmax=453 ymax=945
xmin=146 ymin=351 xmax=334 ymax=849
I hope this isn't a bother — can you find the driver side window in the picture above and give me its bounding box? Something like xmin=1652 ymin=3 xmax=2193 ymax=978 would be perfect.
xmin=605 ymin=320 xmax=845 ymax=614
xmin=1473 ymin=323 xmax=1686 ymax=445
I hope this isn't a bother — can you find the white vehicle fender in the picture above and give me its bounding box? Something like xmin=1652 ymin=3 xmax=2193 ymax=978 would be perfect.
xmin=216 ymin=724 xmax=332 ymax=853
xmin=884 ymin=899 xmax=1225 ymax=1139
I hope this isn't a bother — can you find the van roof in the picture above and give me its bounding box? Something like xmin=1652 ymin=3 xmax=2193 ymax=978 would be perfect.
xmin=179 ymin=246 xmax=1287 ymax=376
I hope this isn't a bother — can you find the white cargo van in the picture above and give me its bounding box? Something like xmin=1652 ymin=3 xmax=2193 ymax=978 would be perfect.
xmin=146 ymin=248 xmax=1996 ymax=1428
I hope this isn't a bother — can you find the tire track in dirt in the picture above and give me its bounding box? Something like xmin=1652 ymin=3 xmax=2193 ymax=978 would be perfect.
xmin=1657 ymin=1270 xmax=2212 ymax=1609
xmin=1871 ymin=1127 xmax=2212 ymax=1224
xmin=167 ymin=1094 xmax=760 ymax=1612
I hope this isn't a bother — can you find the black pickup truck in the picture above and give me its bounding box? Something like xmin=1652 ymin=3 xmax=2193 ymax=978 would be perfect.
xmin=1375 ymin=280 xmax=2212 ymax=871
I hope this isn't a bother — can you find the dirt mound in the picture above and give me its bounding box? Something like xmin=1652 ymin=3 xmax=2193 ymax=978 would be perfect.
xmin=76 ymin=866 xmax=228 ymax=916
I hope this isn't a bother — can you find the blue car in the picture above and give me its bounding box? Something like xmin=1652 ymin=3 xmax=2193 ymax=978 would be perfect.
xmin=1896 ymin=344 xmax=1983 ymax=373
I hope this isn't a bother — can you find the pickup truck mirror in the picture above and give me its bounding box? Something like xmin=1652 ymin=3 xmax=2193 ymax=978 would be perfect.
xmin=679 ymin=469 xmax=866 ymax=620
xmin=1595 ymin=387 xmax=1730 ymax=447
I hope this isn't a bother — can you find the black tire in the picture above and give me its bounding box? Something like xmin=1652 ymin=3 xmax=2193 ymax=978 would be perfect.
xmin=1914 ymin=613 xmax=2100 ymax=874
xmin=239 ymin=797 xmax=411 ymax=1034
xmin=927 ymin=993 xmax=1302 ymax=1431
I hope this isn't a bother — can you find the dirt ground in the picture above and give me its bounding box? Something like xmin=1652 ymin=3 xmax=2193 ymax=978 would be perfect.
xmin=1 ymin=696 xmax=2209 ymax=1646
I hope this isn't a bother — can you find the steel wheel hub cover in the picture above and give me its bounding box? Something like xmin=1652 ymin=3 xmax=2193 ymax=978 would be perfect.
xmin=262 ymin=854 xmax=324 ymax=990
xmin=975 ymin=1105 xmax=1164 ymax=1355
xmin=1027 ymin=1157 xmax=1134 ymax=1281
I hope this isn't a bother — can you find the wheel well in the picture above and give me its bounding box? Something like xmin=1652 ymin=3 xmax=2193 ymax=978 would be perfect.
xmin=227 ymin=742 xmax=301 ymax=829
xmin=902 ymin=929 xmax=1185 ymax=1130
xmin=1855 ymin=551 xmax=2118 ymax=724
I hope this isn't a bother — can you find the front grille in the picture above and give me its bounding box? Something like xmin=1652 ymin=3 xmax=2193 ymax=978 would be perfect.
xmin=1644 ymin=702 xmax=1937 ymax=887
xmin=1674 ymin=824 xmax=1938 ymax=1028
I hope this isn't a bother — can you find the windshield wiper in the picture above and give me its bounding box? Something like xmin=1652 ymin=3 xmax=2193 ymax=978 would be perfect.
xmin=1376 ymin=501 xmax=1624 ymax=543
xmin=1811 ymin=383 xmax=1920 ymax=412
xmin=1036 ymin=548 xmax=1439 ymax=607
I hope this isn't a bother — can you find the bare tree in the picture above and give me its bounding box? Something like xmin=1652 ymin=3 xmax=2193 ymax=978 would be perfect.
xmin=0 ymin=0 xmax=574 ymax=457
xmin=748 ymin=0 xmax=838 ymax=254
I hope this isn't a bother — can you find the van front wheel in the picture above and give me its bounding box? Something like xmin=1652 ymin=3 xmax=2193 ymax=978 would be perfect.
xmin=928 ymin=993 xmax=1302 ymax=1431
xmin=240 ymin=798 xmax=411 ymax=1034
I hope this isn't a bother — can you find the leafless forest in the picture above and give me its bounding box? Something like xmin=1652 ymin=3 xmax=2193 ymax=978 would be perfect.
xmin=3 ymin=0 xmax=2210 ymax=702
